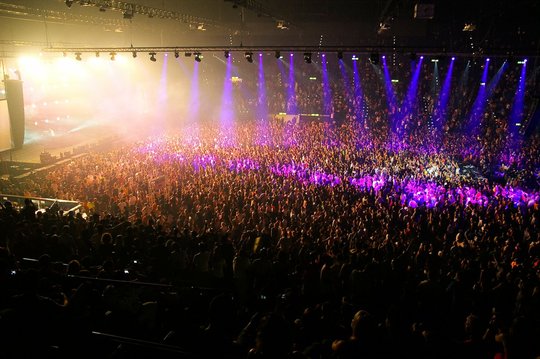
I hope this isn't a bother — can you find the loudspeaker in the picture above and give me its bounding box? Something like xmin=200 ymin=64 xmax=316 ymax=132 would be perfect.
xmin=5 ymin=80 xmax=25 ymax=149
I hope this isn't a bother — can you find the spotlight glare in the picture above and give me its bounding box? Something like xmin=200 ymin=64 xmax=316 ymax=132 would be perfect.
xmin=486 ymin=58 xmax=490 ymax=62
xmin=194 ymin=52 xmax=202 ymax=62
xmin=451 ymin=56 xmax=455 ymax=61
xmin=420 ymin=56 xmax=424 ymax=59
xmin=351 ymin=55 xmax=359 ymax=61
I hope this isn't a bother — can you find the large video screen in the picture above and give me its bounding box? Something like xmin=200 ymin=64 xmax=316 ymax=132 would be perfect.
xmin=0 ymin=100 xmax=11 ymax=152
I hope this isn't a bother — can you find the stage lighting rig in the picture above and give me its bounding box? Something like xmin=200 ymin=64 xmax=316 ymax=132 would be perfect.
xmin=224 ymin=50 xmax=230 ymax=59
xmin=149 ymin=52 xmax=157 ymax=62
xmin=194 ymin=52 xmax=202 ymax=62
xmin=303 ymin=53 xmax=312 ymax=64
xmin=245 ymin=52 xmax=253 ymax=63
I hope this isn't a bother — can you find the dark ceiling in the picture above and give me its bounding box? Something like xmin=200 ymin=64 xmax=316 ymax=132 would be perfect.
xmin=0 ymin=0 xmax=539 ymax=55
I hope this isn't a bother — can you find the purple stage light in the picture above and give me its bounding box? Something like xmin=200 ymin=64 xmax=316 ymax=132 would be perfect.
xmin=451 ymin=57 xmax=455 ymax=61
xmin=288 ymin=52 xmax=297 ymax=113
xmin=352 ymin=56 xmax=364 ymax=123
xmin=509 ymin=58 xmax=527 ymax=140
xmin=257 ymin=54 xmax=269 ymax=143
xmin=469 ymin=60 xmax=507 ymax=132
xmin=381 ymin=55 xmax=398 ymax=134
xmin=321 ymin=52 xmax=332 ymax=115
xmin=220 ymin=55 xmax=235 ymax=138
xmin=436 ymin=56 xmax=456 ymax=129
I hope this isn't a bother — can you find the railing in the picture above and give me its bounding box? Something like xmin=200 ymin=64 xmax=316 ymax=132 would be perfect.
xmin=0 ymin=193 xmax=81 ymax=213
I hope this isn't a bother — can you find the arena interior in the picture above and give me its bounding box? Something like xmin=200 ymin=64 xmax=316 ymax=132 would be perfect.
xmin=1 ymin=0 xmax=540 ymax=358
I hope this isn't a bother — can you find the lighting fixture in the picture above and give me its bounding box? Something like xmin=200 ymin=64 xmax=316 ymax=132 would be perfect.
xmin=174 ymin=51 xmax=179 ymax=58
xmin=194 ymin=52 xmax=202 ymax=62
xmin=303 ymin=53 xmax=312 ymax=64
xmin=245 ymin=52 xmax=253 ymax=63
xmin=75 ymin=52 xmax=82 ymax=61
xmin=337 ymin=51 xmax=343 ymax=60
xmin=224 ymin=51 xmax=230 ymax=59
xmin=110 ymin=52 xmax=116 ymax=61
xmin=149 ymin=52 xmax=157 ymax=62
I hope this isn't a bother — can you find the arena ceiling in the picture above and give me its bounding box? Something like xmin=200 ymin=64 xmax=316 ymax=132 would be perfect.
xmin=0 ymin=0 xmax=539 ymax=56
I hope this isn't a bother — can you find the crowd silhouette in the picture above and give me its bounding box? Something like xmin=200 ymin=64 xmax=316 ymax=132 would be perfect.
xmin=0 ymin=55 xmax=539 ymax=358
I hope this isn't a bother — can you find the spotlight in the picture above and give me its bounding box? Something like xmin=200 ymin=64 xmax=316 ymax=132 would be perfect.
xmin=174 ymin=51 xmax=179 ymax=58
xmin=149 ymin=52 xmax=157 ymax=62
xmin=486 ymin=58 xmax=490 ymax=62
xmin=75 ymin=52 xmax=82 ymax=61
xmin=420 ymin=56 xmax=424 ymax=60
xmin=351 ymin=55 xmax=359 ymax=61
xmin=451 ymin=56 xmax=455 ymax=61
xmin=194 ymin=52 xmax=202 ymax=62
xmin=245 ymin=52 xmax=253 ymax=63
xmin=110 ymin=52 xmax=116 ymax=61
xmin=369 ymin=53 xmax=379 ymax=65
xmin=224 ymin=50 xmax=230 ymax=59
xmin=95 ymin=52 xmax=100 ymax=57
xmin=275 ymin=51 xmax=281 ymax=59
xmin=132 ymin=51 xmax=137 ymax=58
xmin=337 ymin=51 xmax=343 ymax=60
xmin=65 ymin=0 xmax=73 ymax=8
xmin=185 ymin=52 xmax=192 ymax=57
xmin=303 ymin=52 xmax=312 ymax=64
